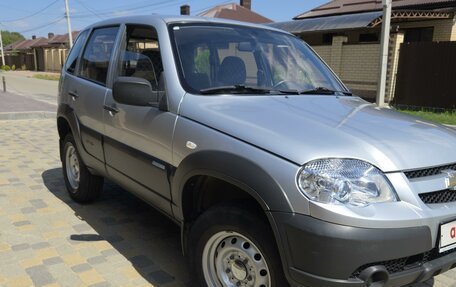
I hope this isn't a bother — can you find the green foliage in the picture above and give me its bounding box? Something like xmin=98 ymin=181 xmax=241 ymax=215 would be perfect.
xmin=21 ymin=64 xmax=26 ymax=70
xmin=1 ymin=65 xmax=11 ymax=71
xmin=0 ymin=30 xmax=25 ymax=46
xmin=399 ymin=109 xmax=456 ymax=125
xmin=33 ymin=74 xmax=60 ymax=81
xmin=194 ymin=49 xmax=210 ymax=76
xmin=11 ymin=64 xmax=16 ymax=71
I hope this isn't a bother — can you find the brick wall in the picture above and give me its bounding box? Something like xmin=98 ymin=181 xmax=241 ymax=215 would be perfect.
xmin=312 ymin=46 xmax=331 ymax=63
xmin=312 ymin=41 xmax=380 ymax=99
xmin=340 ymin=43 xmax=380 ymax=93
xmin=397 ymin=18 xmax=456 ymax=41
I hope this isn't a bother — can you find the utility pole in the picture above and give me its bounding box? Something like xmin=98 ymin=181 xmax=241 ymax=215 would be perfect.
xmin=0 ymin=25 xmax=5 ymax=66
xmin=376 ymin=0 xmax=392 ymax=107
xmin=64 ymin=0 xmax=73 ymax=48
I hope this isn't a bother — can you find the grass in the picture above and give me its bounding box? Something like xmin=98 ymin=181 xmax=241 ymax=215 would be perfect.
xmin=399 ymin=109 xmax=456 ymax=125
xmin=33 ymin=74 xmax=60 ymax=81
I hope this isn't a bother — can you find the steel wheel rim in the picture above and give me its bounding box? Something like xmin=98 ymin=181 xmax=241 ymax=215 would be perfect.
xmin=202 ymin=231 xmax=271 ymax=287
xmin=65 ymin=144 xmax=80 ymax=190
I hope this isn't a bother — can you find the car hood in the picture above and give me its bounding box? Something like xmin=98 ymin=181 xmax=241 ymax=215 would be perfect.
xmin=180 ymin=94 xmax=456 ymax=172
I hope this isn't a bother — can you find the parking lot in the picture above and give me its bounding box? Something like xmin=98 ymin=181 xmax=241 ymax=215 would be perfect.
xmin=0 ymin=116 xmax=454 ymax=287
xmin=0 ymin=118 xmax=189 ymax=286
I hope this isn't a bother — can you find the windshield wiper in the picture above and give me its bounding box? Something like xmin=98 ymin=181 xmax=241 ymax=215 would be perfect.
xmin=298 ymin=87 xmax=352 ymax=96
xmin=200 ymin=85 xmax=274 ymax=95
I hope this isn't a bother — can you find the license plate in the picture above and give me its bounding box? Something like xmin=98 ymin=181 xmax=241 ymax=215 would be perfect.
xmin=440 ymin=220 xmax=456 ymax=253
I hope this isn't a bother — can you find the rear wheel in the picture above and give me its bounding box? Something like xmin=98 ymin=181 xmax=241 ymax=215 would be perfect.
xmin=188 ymin=204 xmax=288 ymax=287
xmin=62 ymin=134 xmax=103 ymax=203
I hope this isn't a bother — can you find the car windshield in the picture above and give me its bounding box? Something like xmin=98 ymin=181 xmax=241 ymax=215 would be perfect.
xmin=170 ymin=23 xmax=346 ymax=95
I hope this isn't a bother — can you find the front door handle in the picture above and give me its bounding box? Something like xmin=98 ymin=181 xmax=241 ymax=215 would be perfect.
xmin=103 ymin=104 xmax=120 ymax=115
xmin=68 ymin=91 xmax=79 ymax=101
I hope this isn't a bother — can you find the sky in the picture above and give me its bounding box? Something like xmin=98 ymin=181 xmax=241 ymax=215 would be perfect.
xmin=0 ymin=0 xmax=328 ymax=39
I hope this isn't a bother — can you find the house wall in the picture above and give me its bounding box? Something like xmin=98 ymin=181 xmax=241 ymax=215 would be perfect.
xmin=396 ymin=18 xmax=456 ymax=41
xmin=299 ymin=17 xmax=456 ymax=102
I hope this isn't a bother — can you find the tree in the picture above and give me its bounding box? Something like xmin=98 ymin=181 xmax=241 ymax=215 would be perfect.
xmin=1 ymin=30 xmax=25 ymax=46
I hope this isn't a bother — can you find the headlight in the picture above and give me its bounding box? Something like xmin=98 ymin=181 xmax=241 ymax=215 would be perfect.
xmin=297 ymin=159 xmax=397 ymax=207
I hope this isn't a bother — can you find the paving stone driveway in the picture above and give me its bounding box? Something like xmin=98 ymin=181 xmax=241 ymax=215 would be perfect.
xmin=0 ymin=118 xmax=455 ymax=287
xmin=0 ymin=119 xmax=189 ymax=286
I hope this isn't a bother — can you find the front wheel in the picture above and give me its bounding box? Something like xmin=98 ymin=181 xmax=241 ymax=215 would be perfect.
xmin=188 ymin=204 xmax=288 ymax=287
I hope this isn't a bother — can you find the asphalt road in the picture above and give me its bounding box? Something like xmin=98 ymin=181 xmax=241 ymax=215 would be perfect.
xmin=0 ymin=71 xmax=58 ymax=106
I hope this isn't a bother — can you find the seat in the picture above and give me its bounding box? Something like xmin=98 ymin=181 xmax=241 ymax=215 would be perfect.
xmin=218 ymin=56 xmax=246 ymax=86
xmin=132 ymin=56 xmax=157 ymax=88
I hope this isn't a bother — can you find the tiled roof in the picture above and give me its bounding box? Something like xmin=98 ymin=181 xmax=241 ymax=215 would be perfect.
xmin=31 ymin=31 xmax=79 ymax=48
xmin=48 ymin=31 xmax=79 ymax=45
xmin=198 ymin=3 xmax=273 ymax=23
xmin=4 ymin=37 xmax=47 ymax=51
xmin=294 ymin=0 xmax=456 ymax=19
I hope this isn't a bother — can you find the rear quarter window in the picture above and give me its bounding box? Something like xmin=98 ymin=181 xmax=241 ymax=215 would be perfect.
xmin=65 ymin=30 xmax=88 ymax=74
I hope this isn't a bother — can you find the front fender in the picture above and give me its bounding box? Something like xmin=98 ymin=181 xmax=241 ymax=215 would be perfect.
xmin=171 ymin=150 xmax=293 ymax=222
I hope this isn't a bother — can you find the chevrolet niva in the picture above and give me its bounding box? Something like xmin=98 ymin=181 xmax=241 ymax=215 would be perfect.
xmin=57 ymin=15 xmax=456 ymax=287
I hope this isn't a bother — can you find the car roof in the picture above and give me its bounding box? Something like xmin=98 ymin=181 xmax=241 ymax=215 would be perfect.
xmin=83 ymin=14 xmax=288 ymax=35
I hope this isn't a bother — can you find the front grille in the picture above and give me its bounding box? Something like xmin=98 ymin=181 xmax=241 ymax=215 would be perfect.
xmin=351 ymin=246 xmax=456 ymax=279
xmin=419 ymin=189 xmax=456 ymax=204
xmin=404 ymin=163 xmax=456 ymax=179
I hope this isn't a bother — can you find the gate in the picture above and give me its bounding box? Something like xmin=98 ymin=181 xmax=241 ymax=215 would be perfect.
xmin=394 ymin=41 xmax=456 ymax=110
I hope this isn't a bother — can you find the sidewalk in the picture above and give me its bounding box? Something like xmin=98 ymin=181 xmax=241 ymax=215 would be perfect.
xmin=0 ymin=119 xmax=189 ymax=286
xmin=0 ymin=91 xmax=56 ymax=120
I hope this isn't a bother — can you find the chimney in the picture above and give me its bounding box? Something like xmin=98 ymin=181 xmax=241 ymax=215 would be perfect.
xmin=180 ymin=5 xmax=190 ymax=15
xmin=32 ymin=35 xmax=36 ymax=40
xmin=48 ymin=32 xmax=54 ymax=39
xmin=240 ymin=0 xmax=251 ymax=10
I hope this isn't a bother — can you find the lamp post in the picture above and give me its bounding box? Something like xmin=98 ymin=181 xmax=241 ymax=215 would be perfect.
xmin=376 ymin=0 xmax=392 ymax=107
xmin=0 ymin=25 xmax=5 ymax=66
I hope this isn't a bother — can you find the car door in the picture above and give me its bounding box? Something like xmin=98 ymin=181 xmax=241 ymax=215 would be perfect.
xmin=103 ymin=25 xmax=175 ymax=211
xmin=69 ymin=26 xmax=120 ymax=163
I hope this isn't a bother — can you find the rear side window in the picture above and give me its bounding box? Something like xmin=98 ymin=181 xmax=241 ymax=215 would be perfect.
xmin=65 ymin=30 xmax=88 ymax=74
xmin=79 ymin=27 xmax=119 ymax=85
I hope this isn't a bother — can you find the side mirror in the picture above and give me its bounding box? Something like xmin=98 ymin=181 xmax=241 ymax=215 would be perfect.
xmin=113 ymin=77 xmax=158 ymax=106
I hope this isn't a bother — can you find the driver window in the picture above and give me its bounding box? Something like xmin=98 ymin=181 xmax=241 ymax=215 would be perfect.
xmin=119 ymin=26 xmax=164 ymax=91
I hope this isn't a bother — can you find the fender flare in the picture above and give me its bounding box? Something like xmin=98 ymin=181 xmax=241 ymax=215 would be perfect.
xmin=171 ymin=150 xmax=293 ymax=222
xmin=57 ymin=104 xmax=105 ymax=175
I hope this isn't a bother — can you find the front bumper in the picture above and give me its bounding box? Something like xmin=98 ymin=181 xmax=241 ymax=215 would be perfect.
xmin=271 ymin=212 xmax=456 ymax=287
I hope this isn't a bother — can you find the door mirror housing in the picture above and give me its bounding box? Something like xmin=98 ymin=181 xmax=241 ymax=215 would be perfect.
xmin=113 ymin=77 xmax=162 ymax=107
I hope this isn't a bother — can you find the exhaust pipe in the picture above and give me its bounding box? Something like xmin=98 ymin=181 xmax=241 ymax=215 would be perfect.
xmin=359 ymin=266 xmax=389 ymax=287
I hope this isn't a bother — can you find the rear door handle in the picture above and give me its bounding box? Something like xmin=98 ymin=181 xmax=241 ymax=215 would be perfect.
xmin=68 ymin=91 xmax=79 ymax=101
xmin=103 ymin=104 xmax=120 ymax=115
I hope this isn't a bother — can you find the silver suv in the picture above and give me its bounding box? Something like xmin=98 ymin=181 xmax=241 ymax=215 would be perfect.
xmin=57 ymin=15 xmax=456 ymax=287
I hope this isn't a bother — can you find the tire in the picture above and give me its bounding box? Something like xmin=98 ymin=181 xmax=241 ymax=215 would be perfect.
xmin=62 ymin=134 xmax=103 ymax=203
xmin=188 ymin=204 xmax=288 ymax=287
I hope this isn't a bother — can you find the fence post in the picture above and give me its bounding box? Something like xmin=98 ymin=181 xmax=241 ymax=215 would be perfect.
xmin=385 ymin=32 xmax=404 ymax=103
xmin=2 ymin=76 xmax=5 ymax=92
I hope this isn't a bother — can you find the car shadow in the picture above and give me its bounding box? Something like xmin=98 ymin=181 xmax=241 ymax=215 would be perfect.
xmin=42 ymin=168 xmax=190 ymax=286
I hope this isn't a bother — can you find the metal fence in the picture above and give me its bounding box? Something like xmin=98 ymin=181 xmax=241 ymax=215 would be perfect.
xmin=394 ymin=41 xmax=456 ymax=110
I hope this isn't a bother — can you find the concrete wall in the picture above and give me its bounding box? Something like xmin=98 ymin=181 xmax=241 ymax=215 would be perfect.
xmin=44 ymin=48 xmax=67 ymax=72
